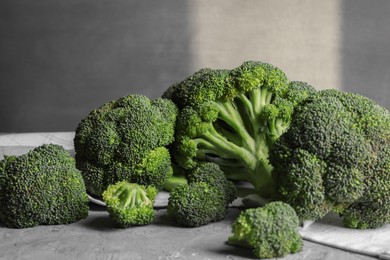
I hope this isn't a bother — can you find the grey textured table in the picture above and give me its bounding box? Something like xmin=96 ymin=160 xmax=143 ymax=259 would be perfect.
xmin=0 ymin=204 xmax=377 ymax=260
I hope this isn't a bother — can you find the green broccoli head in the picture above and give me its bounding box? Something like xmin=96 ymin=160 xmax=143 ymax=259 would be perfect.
xmin=74 ymin=94 xmax=178 ymax=196
xmin=0 ymin=144 xmax=89 ymax=228
xmin=228 ymin=201 xmax=302 ymax=259
xmin=269 ymin=89 xmax=390 ymax=228
xmin=163 ymin=61 xmax=316 ymax=198
xmin=167 ymin=182 xmax=226 ymax=227
xmin=102 ymin=181 xmax=157 ymax=228
xmin=187 ymin=162 xmax=237 ymax=206
xmin=162 ymin=68 xmax=232 ymax=109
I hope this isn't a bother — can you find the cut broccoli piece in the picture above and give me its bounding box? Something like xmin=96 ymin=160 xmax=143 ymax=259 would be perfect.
xmin=165 ymin=162 xmax=237 ymax=227
xmin=167 ymin=182 xmax=226 ymax=227
xmin=228 ymin=201 xmax=303 ymax=259
xmin=102 ymin=181 xmax=158 ymax=228
xmin=0 ymin=144 xmax=89 ymax=228
xmin=187 ymin=162 xmax=237 ymax=206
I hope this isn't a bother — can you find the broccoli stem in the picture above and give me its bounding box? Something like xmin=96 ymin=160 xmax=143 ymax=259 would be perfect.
xmin=197 ymin=125 xmax=275 ymax=197
xmin=252 ymin=159 xmax=275 ymax=197
xmin=115 ymin=184 xmax=152 ymax=208
xmin=251 ymin=87 xmax=273 ymax=116
xmin=191 ymin=87 xmax=279 ymax=198
xmin=196 ymin=128 xmax=256 ymax=165
xmin=216 ymin=101 xmax=255 ymax=152
xmin=163 ymin=174 xmax=188 ymax=192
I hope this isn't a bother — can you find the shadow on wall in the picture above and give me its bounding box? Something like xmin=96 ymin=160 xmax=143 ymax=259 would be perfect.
xmin=0 ymin=0 xmax=194 ymax=132
xmin=341 ymin=0 xmax=390 ymax=109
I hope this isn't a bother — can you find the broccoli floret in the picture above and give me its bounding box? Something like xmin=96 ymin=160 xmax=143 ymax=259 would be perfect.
xmin=269 ymin=89 xmax=390 ymax=229
xmin=167 ymin=182 xmax=226 ymax=227
xmin=228 ymin=201 xmax=303 ymax=259
xmin=74 ymin=94 xmax=178 ymax=197
xmin=0 ymin=144 xmax=89 ymax=228
xmin=163 ymin=61 xmax=316 ymax=198
xmin=102 ymin=181 xmax=157 ymax=228
xmin=187 ymin=162 xmax=237 ymax=206
xmin=165 ymin=162 xmax=236 ymax=227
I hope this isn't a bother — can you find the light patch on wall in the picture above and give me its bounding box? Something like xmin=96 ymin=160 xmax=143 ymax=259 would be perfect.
xmin=189 ymin=0 xmax=343 ymax=91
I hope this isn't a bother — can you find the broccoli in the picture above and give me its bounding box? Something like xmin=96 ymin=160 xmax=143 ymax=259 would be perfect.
xmin=102 ymin=181 xmax=158 ymax=228
xmin=167 ymin=181 xmax=226 ymax=227
xmin=166 ymin=162 xmax=237 ymax=227
xmin=74 ymin=94 xmax=178 ymax=197
xmin=163 ymin=61 xmax=316 ymax=198
xmin=187 ymin=162 xmax=237 ymax=206
xmin=228 ymin=201 xmax=303 ymax=259
xmin=0 ymin=144 xmax=89 ymax=228
xmin=269 ymin=89 xmax=390 ymax=229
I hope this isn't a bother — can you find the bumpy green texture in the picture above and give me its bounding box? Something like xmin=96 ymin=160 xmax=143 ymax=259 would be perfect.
xmin=74 ymin=94 xmax=178 ymax=197
xmin=166 ymin=162 xmax=237 ymax=227
xmin=102 ymin=181 xmax=157 ymax=228
xmin=0 ymin=144 xmax=89 ymax=228
xmin=269 ymin=89 xmax=390 ymax=229
xmin=228 ymin=202 xmax=302 ymax=259
xmin=167 ymin=182 xmax=226 ymax=227
xmin=163 ymin=61 xmax=316 ymax=198
xmin=187 ymin=162 xmax=237 ymax=206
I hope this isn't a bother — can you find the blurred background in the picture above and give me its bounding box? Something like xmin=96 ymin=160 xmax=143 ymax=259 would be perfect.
xmin=0 ymin=0 xmax=389 ymax=132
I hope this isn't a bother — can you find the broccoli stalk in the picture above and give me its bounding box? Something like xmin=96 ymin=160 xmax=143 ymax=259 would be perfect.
xmin=102 ymin=181 xmax=158 ymax=228
xmin=164 ymin=61 xmax=316 ymax=198
xmin=162 ymin=163 xmax=188 ymax=192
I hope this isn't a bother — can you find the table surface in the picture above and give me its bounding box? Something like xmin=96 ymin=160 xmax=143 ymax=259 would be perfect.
xmin=0 ymin=133 xmax=379 ymax=260
xmin=0 ymin=205 xmax=377 ymax=260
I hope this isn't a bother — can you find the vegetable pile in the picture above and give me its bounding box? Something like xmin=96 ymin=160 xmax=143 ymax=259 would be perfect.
xmin=0 ymin=60 xmax=389 ymax=259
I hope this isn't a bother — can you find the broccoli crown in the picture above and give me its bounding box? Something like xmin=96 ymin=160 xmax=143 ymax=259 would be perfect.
xmin=74 ymin=94 xmax=178 ymax=196
xmin=187 ymin=162 xmax=237 ymax=206
xmin=228 ymin=201 xmax=302 ymax=259
xmin=269 ymin=89 xmax=390 ymax=228
xmin=0 ymin=144 xmax=89 ymax=228
xmin=167 ymin=182 xmax=226 ymax=227
xmin=102 ymin=181 xmax=157 ymax=228
xmin=163 ymin=61 xmax=316 ymax=198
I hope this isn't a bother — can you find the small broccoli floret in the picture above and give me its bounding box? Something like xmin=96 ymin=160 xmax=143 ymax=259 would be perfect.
xmin=164 ymin=61 xmax=316 ymax=198
xmin=102 ymin=181 xmax=157 ymax=228
xmin=269 ymin=89 xmax=390 ymax=228
xmin=187 ymin=162 xmax=237 ymax=206
xmin=167 ymin=182 xmax=226 ymax=227
xmin=0 ymin=144 xmax=89 ymax=228
xmin=228 ymin=202 xmax=303 ymax=259
xmin=165 ymin=162 xmax=236 ymax=227
xmin=74 ymin=94 xmax=178 ymax=197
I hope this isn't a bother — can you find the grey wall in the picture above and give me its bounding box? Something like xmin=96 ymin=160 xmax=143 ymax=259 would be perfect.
xmin=0 ymin=0 xmax=193 ymax=132
xmin=1 ymin=0 xmax=389 ymax=132
xmin=341 ymin=0 xmax=390 ymax=109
